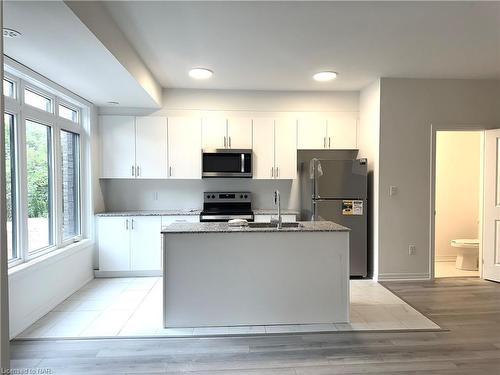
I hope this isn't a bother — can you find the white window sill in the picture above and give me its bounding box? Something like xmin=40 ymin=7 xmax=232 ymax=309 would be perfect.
xmin=8 ymin=239 xmax=93 ymax=281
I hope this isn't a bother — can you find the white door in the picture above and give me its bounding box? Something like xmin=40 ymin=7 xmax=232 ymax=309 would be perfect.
xmin=130 ymin=216 xmax=162 ymax=271
xmin=483 ymin=129 xmax=500 ymax=282
xmin=227 ymin=118 xmax=253 ymax=149
xmin=252 ymin=118 xmax=275 ymax=179
xmin=168 ymin=117 xmax=202 ymax=179
xmin=327 ymin=113 xmax=357 ymax=149
xmin=100 ymin=116 xmax=136 ymax=178
xmin=274 ymin=118 xmax=297 ymax=179
xmin=297 ymin=117 xmax=327 ymax=149
xmin=202 ymin=117 xmax=227 ymax=149
xmin=135 ymin=116 xmax=168 ymax=178
xmin=98 ymin=217 xmax=130 ymax=271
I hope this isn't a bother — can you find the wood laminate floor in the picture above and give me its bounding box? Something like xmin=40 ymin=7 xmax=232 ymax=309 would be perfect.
xmin=10 ymin=277 xmax=500 ymax=375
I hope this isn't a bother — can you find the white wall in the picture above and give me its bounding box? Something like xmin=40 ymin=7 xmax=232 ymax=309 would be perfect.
xmin=98 ymin=88 xmax=359 ymax=212
xmin=378 ymin=78 xmax=500 ymax=280
xmin=8 ymin=242 xmax=93 ymax=338
xmin=358 ymin=80 xmax=381 ymax=278
xmin=435 ymin=131 xmax=481 ymax=261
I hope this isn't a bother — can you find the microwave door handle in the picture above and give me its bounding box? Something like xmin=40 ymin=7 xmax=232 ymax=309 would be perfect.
xmin=241 ymin=153 xmax=245 ymax=173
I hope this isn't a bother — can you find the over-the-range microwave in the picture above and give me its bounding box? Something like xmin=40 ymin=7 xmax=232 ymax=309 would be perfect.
xmin=202 ymin=149 xmax=252 ymax=178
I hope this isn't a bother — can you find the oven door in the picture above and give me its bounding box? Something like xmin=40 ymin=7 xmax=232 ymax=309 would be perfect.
xmin=202 ymin=149 xmax=252 ymax=178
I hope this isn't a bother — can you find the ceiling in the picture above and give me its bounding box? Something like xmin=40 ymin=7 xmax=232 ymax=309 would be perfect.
xmin=103 ymin=1 xmax=500 ymax=91
xmin=3 ymin=1 xmax=159 ymax=107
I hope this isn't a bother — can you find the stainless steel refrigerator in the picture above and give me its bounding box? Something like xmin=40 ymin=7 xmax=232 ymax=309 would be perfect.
xmin=300 ymin=158 xmax=368 ymax=277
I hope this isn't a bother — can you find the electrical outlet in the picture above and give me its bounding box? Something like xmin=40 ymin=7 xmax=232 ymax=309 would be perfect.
xmin=389 ymin=186 xmax=398 ymax=196
xmin=408 ymin=245 xmax=416 ymax=255
xmin=153 ymin=192 xmax=159 ymax=201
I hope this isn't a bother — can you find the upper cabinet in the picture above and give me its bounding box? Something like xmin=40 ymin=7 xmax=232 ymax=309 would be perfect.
xmin=253 ymin=118 xmax=296 ymax=179
xmin=297 ymin=114 xmax=357 ymax=150
xmin=100 ymin=116 xmax=136 ymax=178
xmin=168 ymin=117 xmax=202 ymax=179
xmin=202 ymin=117 xmax=252 ymax=150
xmin=227 ymin=118 xmax=253 ymax=149
xmin=135 ymin=116 xmax=168 ymax=179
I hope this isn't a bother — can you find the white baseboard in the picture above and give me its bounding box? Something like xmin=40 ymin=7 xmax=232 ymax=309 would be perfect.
xmin=378 ymin=272 xmax=430 ymax=281
xmin=94 ymin=270 xmax=162 ymax=277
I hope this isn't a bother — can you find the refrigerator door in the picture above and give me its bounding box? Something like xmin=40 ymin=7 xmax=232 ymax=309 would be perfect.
xmin=314 ymin=199 xmax=367 ymax=277
xmin=313 ymin=159 xmax=367 ymax=199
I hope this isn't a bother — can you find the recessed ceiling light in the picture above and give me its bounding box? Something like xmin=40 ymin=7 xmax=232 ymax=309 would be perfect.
xmin=107 ymin=101 xmax=119 ymax=105
xmin=313 ymin=71 xmax=338 ymax=82
xmin=188 ymin=68 xmax=213 ymax=80
xmin=3 ymin=28 xmax=22 ymax=39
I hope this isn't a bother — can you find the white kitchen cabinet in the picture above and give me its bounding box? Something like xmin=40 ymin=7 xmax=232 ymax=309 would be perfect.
xmin=254 ymin=214 xmax=296 ymax=223
xmin=135 ymin=116 xmax=168 ymax=178
xmin=100 ymin=116 xmax=136 ymax=178
xmin=202 ymin=117 xmax=252 ymax=150
xmin=202 ymin=117 xmax=226 ymax=149
xmin=168 ymin=117 xmax=202 ymax=179
xmin=227 ymin=118 xmax=253 ymax=149
xmin=297 ymin=114 xmax=357 ymax=150
xmin=253 ymin=118 xmax=296 ymax=179
xmin=98 ymin=216 xmax=162 ymax=272
xmin=327 ymin=113 xmax=357 ymax=149
xmin=252 ymin=118 xmax=275 ymax=179
xmin=97 ymin=216 xmax=132 ymax=271
xmin=274 ymin=118 xmax=297 ymax=179
xmin=297 ymin=117 xmax=327 ymax=150
xmin=130 ymin=216 xmax=162 ymax=271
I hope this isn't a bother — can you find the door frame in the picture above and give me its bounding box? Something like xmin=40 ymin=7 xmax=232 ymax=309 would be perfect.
xmin=430 ymin=123 xmax=488 ymax=280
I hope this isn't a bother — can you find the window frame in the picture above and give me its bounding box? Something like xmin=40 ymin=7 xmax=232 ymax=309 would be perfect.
xmin=4 ymin=59 xmax=90 ymax=267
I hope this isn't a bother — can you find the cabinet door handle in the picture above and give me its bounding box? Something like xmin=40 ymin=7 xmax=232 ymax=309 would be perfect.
xmin=229 ymin=136 xmax=231 ymax=148
xmin=323 ymin=137 xmax=327 ymax=148
xmin=169 ymin=166 xmax=172 ymax=177
xmin=131 ymin=165 xmax=135 ymax=176
xmin=276 ymin=167 xmax=279 ymax=178
xmin=131 ymin=219 xmax=135 ymax=230
xmin=137 ymin=165 xmax=140 ymax=177
xmin=224 ymin=136 xmax=227 ymax=148
xmin=125 ymin=219 xmax=129 ymax=230
xmin=329 ymin=137 xmax=331 ymax=148
xmin=271 ymin=167 xmax=274 ymax=177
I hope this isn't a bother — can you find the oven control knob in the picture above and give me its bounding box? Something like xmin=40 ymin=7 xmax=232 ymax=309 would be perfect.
xmin=206 ymin=195 xmax=211 ymax=199
xmin=240 ymin=194 xmax=243 ymax=198
xmin=244 ymin=194 xmax=248 ymax=199
xmin=211 ymin=195 xmax=215 ymax=199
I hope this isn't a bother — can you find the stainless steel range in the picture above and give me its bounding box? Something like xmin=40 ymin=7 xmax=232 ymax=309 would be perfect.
xmin=199 ymin=192 xmax=254 ymax=222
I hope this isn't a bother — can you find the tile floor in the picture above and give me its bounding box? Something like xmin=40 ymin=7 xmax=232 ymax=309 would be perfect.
xmin=16 ymin=277 xmax=439 ymax=339
xmin=435 ymin=260 xmax=479 ymax=278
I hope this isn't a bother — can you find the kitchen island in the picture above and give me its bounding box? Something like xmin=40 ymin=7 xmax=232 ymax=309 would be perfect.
xmin=161 ymin=221 xmax=350 ymax=328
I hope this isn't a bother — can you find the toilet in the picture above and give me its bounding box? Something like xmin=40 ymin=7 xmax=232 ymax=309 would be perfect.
xmin=451 ymin=239 xmax=480 ymax=271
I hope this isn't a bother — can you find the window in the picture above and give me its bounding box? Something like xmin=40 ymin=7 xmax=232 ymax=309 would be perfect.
xmin=4 ymin=113 xmax=17 ymax=261
xmin=3 ymin=61 xmax=88 ymax=267
xmin=26 ymin=120 xmax=53 ymax=253
xmin=60 ymin=130 xmax=80 ymax=240
xmin=4 ymin=79 xmax=15 ymax=98
xmin=58 ymin=104 xmax=78 ymax=123
xmin=24 ymin=88 xmax=52 ymax=112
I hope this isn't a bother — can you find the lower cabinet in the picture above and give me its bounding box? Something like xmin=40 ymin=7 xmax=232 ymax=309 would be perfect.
xmin=97 ymin=216 xmax=162 ymax=272
xmin=254 ymin=214 xmax=296 ymax=223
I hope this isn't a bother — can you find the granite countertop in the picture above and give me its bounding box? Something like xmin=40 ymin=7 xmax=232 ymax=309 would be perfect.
xmin=96 ymin=209 xmax=300 ymax=217
xmin=161 ymin=221 xmax=349 ymax=234
xmin=95 ymin=209 xmax=201 ymax=217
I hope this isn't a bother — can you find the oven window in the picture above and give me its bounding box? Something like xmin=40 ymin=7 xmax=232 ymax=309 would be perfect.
xmin=203 ymin=153 xmax=242 ymax=173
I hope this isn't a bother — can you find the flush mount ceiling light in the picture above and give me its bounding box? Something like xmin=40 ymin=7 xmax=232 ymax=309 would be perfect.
xmin=3 ymin=28 xmax=22 ymax=39
xmin=107 ymin=101 xmax=119 ymax=105
xmin=313 ymin=71 xmax=338 ymax=82
xmin=188 ymin=68 xmax=213 ymax=80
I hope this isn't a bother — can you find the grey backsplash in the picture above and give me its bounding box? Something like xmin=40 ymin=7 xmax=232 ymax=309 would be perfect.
xmin=100 ymin=178 xmax=300 ymax=212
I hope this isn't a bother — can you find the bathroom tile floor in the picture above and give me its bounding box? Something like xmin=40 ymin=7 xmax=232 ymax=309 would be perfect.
xmin=435 ymin=260 xmax=479 ymax=278
xmin=16 ymin=277 xmax=439 ymax=339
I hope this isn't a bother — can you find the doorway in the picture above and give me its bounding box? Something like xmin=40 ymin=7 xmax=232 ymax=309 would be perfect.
xmin=434 ymin=131 xmax=482 ymax=278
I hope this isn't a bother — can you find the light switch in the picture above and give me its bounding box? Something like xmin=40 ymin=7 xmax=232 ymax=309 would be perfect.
xmin=389 ymin=186 xmax=398 ymax=196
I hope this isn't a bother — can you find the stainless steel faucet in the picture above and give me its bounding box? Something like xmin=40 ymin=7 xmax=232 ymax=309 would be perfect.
xmin=273 ymin=190 xmax=282 ymax=229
